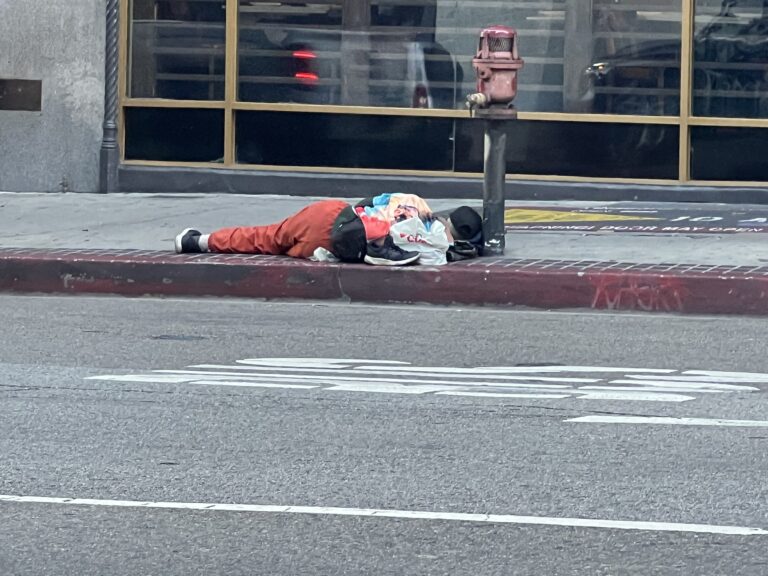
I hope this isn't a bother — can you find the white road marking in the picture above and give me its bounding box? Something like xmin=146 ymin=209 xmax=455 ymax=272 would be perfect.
xmin=358 ymin=365 xmax=676 ymax=374
xmin=90 ymin=374 xmax=199 ymax=384
xmin=628 ymin=374 xmax=766 ymax=385
xmin=435 ymin=391 xmax=572 ymax=399
xmin=86 ymin=359 xmax=764 ymax=404
xmin=324 ymin=383 xmax=458 ymax=394
xmin=232 ymin=358 xmax=411 ymax=369
xmin=88 ymin=374 xmax=320 ymax=389
xmin=616 ymin=377 xmax=759 ymax=391
xmin=684 ymin=370 xmax=768 ymax=381
xmin=568 ymin=416 xmax=768 ymax=427
xmin=611 ymin=380 xmax=758 ymax=392
xmin=579 ymin=386 xmax=727 ymax=395
xmin=573 ymin=392 xmax=695 ymax=402
xmin=146 ymin=370 xmax=577 ymax=388
xmin=193 ymin=365 xmax=599 ymax=384
xmin=190 ymin=380 xmax=318 ymax=390
xmin=0 ymin=495 xmax=764 ymax=536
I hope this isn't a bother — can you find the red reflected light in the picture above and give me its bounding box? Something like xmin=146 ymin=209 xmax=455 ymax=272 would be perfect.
xmin=412 ymin=84 xmax=429 ymax=108
xmin=293 ymin=50 xmax=317 ymax=60
xmin=295 ymin=72 xmax=319 ymax=84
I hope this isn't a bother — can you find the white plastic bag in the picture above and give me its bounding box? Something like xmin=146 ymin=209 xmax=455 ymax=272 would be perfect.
xmin=389 ymin=217 xmax=450 ymax=266
xmin=310 ymin=247 xmax=340 ymax=263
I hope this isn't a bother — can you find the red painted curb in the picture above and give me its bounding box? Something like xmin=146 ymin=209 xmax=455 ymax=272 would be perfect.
xmin=2 ymin=249 xmax=768 ymax=316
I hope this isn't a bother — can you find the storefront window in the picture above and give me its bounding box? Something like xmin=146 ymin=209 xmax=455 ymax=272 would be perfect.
xmin=129 ymin=0 xmax=226 ymax=100
xmin=236 ymin=110 xmax=454 ymax=169
xmin=554 ymin=0 xmax=683 ymax=115
xmin=455 ymin=119 xmax=679 ymax=179
xmin=692 ymin=126 xmax=768 ymax=179
xmin=237 ymin=1 xmax=342 ymax=104
xmin=233 ymin=109 xmax=677 ymax=179
xmin=693 ymin=0 xmax=768 ymax=118
xmin=234 ymin=1 xmax=681 ymax=113
xmin=124 ymin=107 xmax=225 ymax=161
xmin=120 ymin=1 xmax=768 ymax=185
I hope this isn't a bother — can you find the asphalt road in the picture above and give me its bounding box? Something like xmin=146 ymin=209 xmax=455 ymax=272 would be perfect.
xmin=1 ymin=295 xmax=767 ymax=575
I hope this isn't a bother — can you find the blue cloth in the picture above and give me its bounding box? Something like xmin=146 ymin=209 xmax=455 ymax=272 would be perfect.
xmin=362 ymin=193 xmax=392 ymax=218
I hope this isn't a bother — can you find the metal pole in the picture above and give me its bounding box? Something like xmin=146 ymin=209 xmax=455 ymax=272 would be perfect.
xmin=99 ymin=0 xmax=120 ymax=193
xmin=482 ymin=118 xmax=507 ymax=255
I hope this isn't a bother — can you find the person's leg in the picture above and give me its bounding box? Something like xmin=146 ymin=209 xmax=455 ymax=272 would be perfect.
xmin=207 ymin=200 xmax=349 ymax=257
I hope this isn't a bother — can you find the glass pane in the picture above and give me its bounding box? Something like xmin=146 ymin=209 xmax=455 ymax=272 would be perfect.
xmin=693 ymin=1 xmax=768 ymax=118
xmin=455 ymin=119 xmax=679 ymax=179
xmin=124 ymin=107 xmax=224 ymax=161
xmin=238 ymin=1 xmax=343 ymax=104
xmin=234 ymin=111 xmax=677 ymax=178
xmin=570 ymin=0 xmax=682 ymax=115
xmin=130 ymin=0 xmax=226 ymax=100
xmin=235 ymin=111 xmax=454 ymax=170
xmin=237 ymin=1 xmax=681 ymax=113
xmin=692 ymin=126 xmax=768 ymax=180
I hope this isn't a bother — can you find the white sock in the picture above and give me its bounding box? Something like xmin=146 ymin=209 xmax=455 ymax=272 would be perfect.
xmin=199 ymin=234 xmax=210 ymax=252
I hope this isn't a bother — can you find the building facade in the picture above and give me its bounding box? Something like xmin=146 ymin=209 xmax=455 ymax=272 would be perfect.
xmin=3 ymin=1 xmax=768 ymax=198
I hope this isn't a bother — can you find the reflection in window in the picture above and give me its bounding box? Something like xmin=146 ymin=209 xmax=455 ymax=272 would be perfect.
xmin=237 ymin=0 xmax=691 ymax=112
xmin=575 ymin=0 xmax=682 ymax=115
xmin=694 ymin=0 xmax=768 ymax=118
xmin=237 ymin=1 xmax=460 ymax=108
xmin=130 ymin=0 xmax=226 ymax=100
xmin=237 ymin=1 xmax=342 ymax=104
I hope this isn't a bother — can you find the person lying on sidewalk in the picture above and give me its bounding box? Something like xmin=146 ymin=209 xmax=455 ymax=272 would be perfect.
xmin=174 ymin=196 xmax=484 ymax=265
xmin=173 ymin=199 xmax=421 ymax=266
xmin=355 ymin=194 xmax=484 ymax=262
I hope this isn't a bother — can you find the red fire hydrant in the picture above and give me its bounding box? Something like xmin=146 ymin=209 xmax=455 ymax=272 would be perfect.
xmin=466 ymin=26 xmax=524 ymax=256
xmin=467 ymin=26 xmax=524 ymax=109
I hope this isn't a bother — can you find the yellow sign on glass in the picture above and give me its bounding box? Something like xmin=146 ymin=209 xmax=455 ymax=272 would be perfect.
xmin=504 ymin=209 xmax=660 ymax=224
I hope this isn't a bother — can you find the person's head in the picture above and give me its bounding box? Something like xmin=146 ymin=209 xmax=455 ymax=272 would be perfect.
xmin=330 ymin=207 xmax=368 ymax=263
xmin=447 ymin=206 xmax=482 ymax=241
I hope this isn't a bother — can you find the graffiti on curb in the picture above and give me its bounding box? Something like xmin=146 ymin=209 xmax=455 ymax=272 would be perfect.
xmin=590 ymin=275 xmax=691 ymax=312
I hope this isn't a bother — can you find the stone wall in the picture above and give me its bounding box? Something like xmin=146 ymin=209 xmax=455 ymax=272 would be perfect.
xmin=0 ymin=0 xmax=104 ymax=192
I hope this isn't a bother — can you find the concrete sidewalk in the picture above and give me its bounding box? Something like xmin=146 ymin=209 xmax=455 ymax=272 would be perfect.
xmin=2 ymin=192 xmax=768 ymax=315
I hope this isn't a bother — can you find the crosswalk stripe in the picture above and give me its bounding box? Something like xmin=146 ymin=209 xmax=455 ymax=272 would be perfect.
xmin=86 ymin=359 xmax=764 ymax=404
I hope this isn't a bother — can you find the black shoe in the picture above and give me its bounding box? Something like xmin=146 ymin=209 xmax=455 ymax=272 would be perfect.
xmin=364 ymin=235 xmax=420 ymax=266
xmin=174 ymin=228 xmax=202 ymax=253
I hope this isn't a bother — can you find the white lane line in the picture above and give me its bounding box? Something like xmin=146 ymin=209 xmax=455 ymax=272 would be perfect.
xmin=574 ymin=392 xmax=695 ymax=402
xmin=87 ymin=375 xmax=198 ymax=384
xmin=579 ymin=386 xmax=728 ymax=395
xmin=684 ymin=370 xmax=768 ymax=381
xmin=189 ymin=366 xmax=597 ymax=384
xmin=0 ymin=495 xmax=764 ymax=536
xmin=435 ymin=391 xmax=572 ymax=399
xmin=352 ymin=365 xmax=677 ymax=374
xmin=324 ymin=383 xmax=459 ymax=395
xmin=190 ymin=380 xmax=318 ymax=390
xmin=627 ymin=374 xmax=766 ymax=385
xmin=567 ymin=416 xmax=768 ymax=428
xmin=88 ymin=372 xmax=572 ymax=391
xmin=83 ymin=375 xmax=319 ymax=390
xmin=235 ymin=359 xmax=411 ymax=368
xmin=616 ymin=377 xmax=759 ymax=391
xmin=148 ymin=370 xmax=580 ymax=388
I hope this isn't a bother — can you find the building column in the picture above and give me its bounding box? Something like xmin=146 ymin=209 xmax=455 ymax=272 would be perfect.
xmin=99 ymin=0 xmax=120 ymax=193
